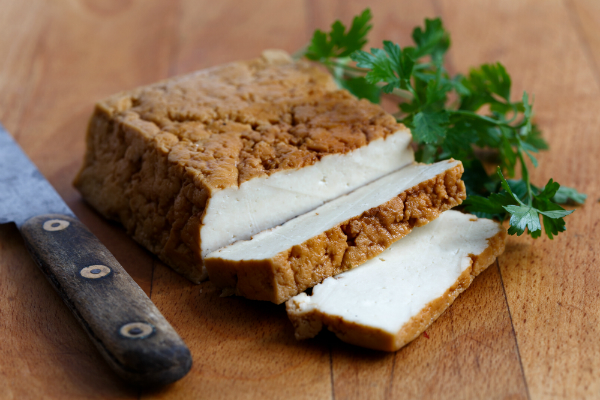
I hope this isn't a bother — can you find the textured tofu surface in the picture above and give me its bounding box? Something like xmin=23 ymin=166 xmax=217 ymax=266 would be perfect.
xmin=74 ymin=50 xmax=413 ymax=282
xmin=286 ymin=211 xmax=506 ymax=351
xmin=205 ymin=160 xmax=466 ymax=304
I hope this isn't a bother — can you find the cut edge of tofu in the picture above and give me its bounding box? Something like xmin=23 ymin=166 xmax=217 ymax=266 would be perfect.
xmin=285 ymin=213 xmax=506 ymax=352
xmin=205 ymin=159 xmax=467 ymax=304
xmin=199 ymin=128 xmax=414 ymax=258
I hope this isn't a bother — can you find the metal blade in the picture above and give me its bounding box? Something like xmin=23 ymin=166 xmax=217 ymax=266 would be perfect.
xmin=0 ymin=123 xmax=74 ymax=227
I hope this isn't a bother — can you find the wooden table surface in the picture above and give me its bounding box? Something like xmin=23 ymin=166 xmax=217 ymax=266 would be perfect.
xmin=1 ymin=0 xmax=599 ymax=399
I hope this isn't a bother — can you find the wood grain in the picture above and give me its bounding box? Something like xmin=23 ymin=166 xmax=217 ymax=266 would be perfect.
xmin=171 ymin=0 xmax=308 ymax=75
xmin=438 ymin=0 xmax=600 ymax=398
xmin=0 ymin=0 xmax=599 ymax=398
xmin=0 ymin=0 xmax=179 ymax=397
xmin=142 ymin=263 xmax=333 ymax=400
xmin=0 ymin=0 xmax=45 ymax=134
xmin=568 ymin=0 xmax=600 ymax=87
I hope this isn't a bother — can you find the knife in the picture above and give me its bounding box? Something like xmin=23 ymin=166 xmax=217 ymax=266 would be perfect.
xmin=0 ymin=123 xmax=192 ymax=386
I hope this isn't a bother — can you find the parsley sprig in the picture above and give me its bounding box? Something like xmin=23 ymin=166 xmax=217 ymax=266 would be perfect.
xmin=297 ymin=9 xmax=586 ymax=239
xmin=465 ymin=168 xmax=575 ymax=238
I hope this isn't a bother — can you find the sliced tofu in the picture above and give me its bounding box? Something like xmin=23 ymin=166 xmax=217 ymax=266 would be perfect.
xmin=205 ymin=159 xmax=466 ymax=304
xmin=286 ymin=210 xmax=506 ymax=352
xmin=74 ymin=50 xmax=414 ymax=283
xmin=200 ymin=129 xmax=414 ymax=262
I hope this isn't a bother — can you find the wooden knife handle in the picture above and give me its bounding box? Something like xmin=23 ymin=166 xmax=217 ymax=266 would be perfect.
xmin=19 ymin=214 xmax=192 ymax=386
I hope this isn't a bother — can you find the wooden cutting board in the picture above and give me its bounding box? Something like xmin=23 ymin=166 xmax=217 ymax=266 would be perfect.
xmin=1 ymin=0 xmax=599 ymax=398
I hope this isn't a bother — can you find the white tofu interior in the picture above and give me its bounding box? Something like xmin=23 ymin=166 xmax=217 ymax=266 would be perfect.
xmin=200 ymin=129 xmax=414 ymax=257
xmin=288 ymin=210 xmax=502 ymax=336
xmin=205 ymin=159 xmax=461 ymax=262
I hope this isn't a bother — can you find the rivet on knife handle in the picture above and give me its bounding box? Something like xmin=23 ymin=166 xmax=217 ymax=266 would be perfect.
xmin=20 ymin=213 xmax=192 ymax=386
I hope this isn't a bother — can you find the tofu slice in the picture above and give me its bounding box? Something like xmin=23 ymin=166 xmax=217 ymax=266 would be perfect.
xmin=205 ymin=159 xmax=466 ymax=304
xmin=74 ymin=50 xmax=414 ymax=283
xmin=286 ymin=210 xmax=506 ymax=352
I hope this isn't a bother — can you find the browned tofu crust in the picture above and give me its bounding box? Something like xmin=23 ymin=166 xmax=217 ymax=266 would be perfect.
xmin=286 ymin=224 xmax=507 ymax=351
xmin=206 ymin=163 xmax=467 ymax=304
xmin=73 ymin=51 xmax=406 ymax=282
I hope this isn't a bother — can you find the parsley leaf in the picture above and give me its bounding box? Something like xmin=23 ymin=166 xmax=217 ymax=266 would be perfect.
xmin=552 ymin=186 xmax=587 ymax=205
xmin=465 ymin=169 xmax=574 ymax=239
xmin=507 ymin=179 xmax=586 ymax=205
xmin=412 ymin=111 xmax=449 ymax=144
xmin=505 ymin=205 xmax=542 ymax=236
xmin=352 ymin=41 xmax=415 ymax=93
xmin=461 ymin=63 xmax=512 ymax=112
xmin=338 ymin=76 xmax=381 ymax=103
xmin=412 ymin=18 xmax=450 ymax=62
xmin=305 ymin=9 xmax=373 ymax=61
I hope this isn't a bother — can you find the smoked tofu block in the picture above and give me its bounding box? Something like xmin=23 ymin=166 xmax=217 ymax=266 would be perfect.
xmin=74 ymin=50 xmax=414 ymax=283
xmin=205 ymin=159 xmax=466 ymax=304
xmin=286 ymin=210 xmax=506 ymax=352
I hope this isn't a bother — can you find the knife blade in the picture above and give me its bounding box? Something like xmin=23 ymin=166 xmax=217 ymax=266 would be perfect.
xmin=0 ymin=123 xmax=192 ymax=386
